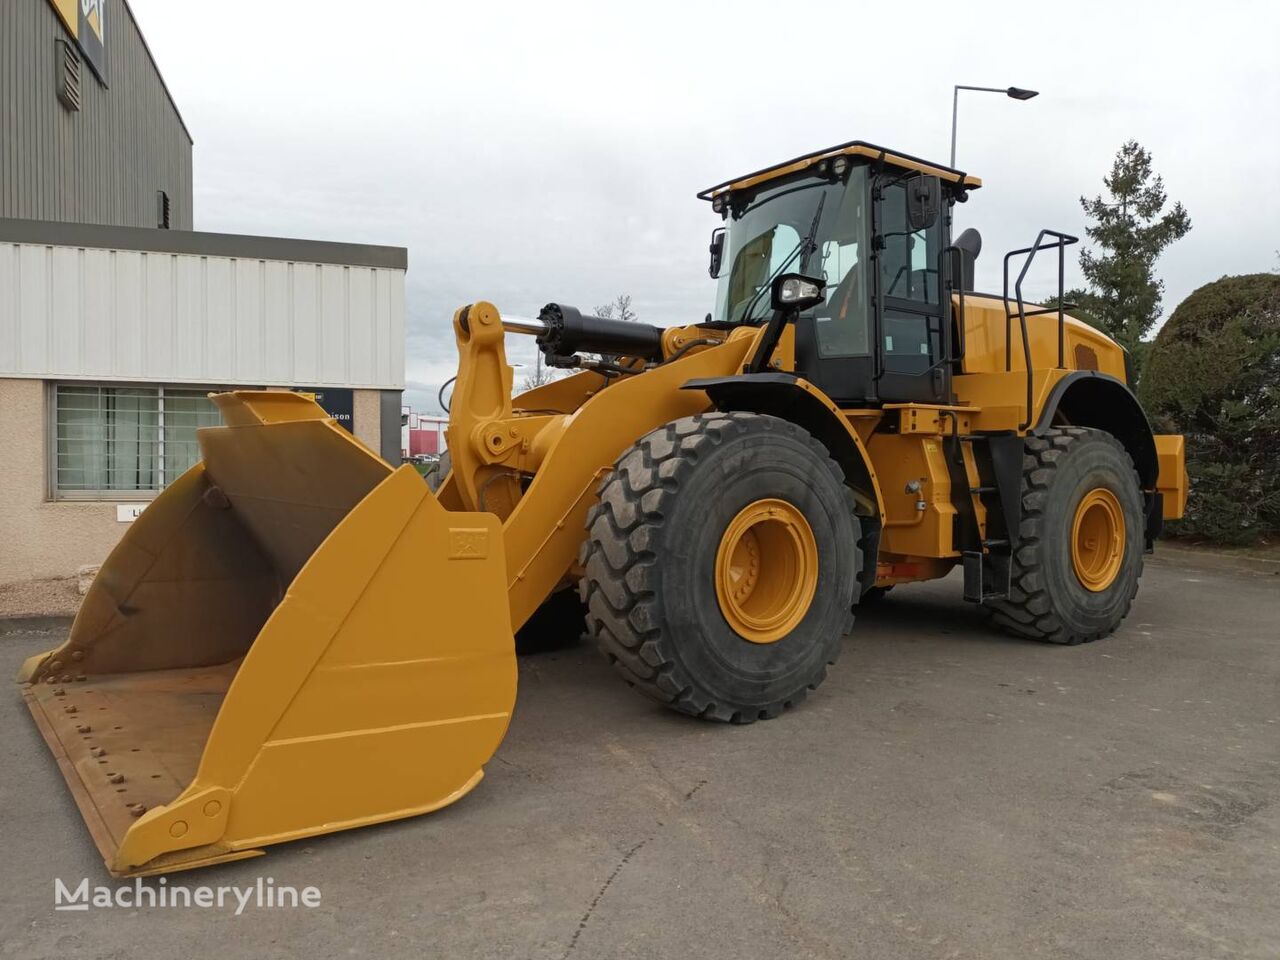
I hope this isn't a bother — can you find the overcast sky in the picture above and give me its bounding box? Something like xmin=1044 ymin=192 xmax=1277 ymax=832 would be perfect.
xmin=129 ymin=0 xmax=1280 ymax=413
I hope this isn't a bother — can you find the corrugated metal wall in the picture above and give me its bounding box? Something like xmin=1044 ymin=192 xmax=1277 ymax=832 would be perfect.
xmin=0 ymin=0 xmax=193 ymax=228
xmin=0 ymin=242 xmax=406 ymax=389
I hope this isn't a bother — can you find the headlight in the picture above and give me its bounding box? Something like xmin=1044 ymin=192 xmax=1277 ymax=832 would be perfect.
xmin=771 ymin=273 xmax=827 ymax=311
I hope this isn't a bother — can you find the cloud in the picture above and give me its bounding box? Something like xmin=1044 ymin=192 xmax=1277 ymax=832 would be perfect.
xmin=132 ymin=0 xmax=1280 ymax=417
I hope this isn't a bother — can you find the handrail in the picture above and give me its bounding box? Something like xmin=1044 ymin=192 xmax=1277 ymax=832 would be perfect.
xmin=1001 ymin=229 xmax=1079 ymax=430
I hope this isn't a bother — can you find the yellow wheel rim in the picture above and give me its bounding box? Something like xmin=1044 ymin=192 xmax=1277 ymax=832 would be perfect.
xmin=1071 ymin=487 xmax=1125 ymax=592
xmin=714 ymin=498 xmax=819 ymax=644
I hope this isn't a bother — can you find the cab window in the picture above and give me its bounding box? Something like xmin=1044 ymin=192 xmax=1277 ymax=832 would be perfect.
xmin=722 ymin=223 xmax=800 ymax=323
xmin=878 ymin=181 xmax=940 ymax=304
xmin=812 ymin=169 xmax=870 ymax=357
xmin=814 ymin=236 xmax=869 ymax=356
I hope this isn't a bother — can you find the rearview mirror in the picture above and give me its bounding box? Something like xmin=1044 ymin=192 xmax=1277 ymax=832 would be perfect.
xmin=708 ymin=228 xmax=726 ymax=278
xmin=906 ymin=175 xmax=941 ymax=231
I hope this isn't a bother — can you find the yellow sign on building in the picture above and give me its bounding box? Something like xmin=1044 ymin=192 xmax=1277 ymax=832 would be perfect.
xmin=47 ymin=0 xmax=107 ymax=81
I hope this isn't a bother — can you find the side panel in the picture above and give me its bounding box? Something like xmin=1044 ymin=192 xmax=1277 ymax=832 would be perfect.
xmin=0 ymin=241 xmax=405 ymax=389
xmin=957 ymin=295 xmax=1127 ymax=382
xmin=866 ymin=432 xmax=955 ymax=561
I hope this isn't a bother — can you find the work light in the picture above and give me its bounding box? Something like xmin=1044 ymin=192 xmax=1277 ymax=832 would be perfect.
xmin=772 ymin=273 xmax=826 ymax=311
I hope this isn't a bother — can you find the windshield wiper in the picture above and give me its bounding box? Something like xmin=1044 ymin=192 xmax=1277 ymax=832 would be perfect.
xmin=798 ymin=191 xmax=826 ymax=275
xmin=735 ymin=192 xmax=827 ymax=324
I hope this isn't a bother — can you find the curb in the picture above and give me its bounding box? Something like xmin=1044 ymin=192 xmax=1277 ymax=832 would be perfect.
xmin=0 ymin=615 xmax=76 ymax=634
xmin=1154 ymin=542 xmax=1280 ymax=576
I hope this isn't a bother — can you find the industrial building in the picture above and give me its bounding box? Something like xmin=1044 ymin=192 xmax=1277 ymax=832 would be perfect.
xmin=404 ymin=408 xmax=448 ymax=458
xmin=1 ymin=0 xmax=192 ymax=229
xmin=0 ymin=1 xmax=407 ymax=585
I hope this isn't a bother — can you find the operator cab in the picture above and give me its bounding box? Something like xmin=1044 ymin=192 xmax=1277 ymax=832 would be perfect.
xmin=702 ymin=141 xmax=981 ymax=406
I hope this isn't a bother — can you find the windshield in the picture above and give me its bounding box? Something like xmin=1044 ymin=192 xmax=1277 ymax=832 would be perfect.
xmin=712 ymin=167 xmax=870 ymax=357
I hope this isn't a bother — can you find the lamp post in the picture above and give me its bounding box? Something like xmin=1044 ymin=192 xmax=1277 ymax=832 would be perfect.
xmin=950 ymin=85 xmax=1039 ymax=167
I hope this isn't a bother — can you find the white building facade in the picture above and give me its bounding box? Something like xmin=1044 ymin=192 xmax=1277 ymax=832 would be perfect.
xmin=0 ymin=218 xmax=407 ymax=583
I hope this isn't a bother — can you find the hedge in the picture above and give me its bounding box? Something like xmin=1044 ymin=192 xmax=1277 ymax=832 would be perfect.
xmin=1139 ymin=273 xmax=1280 ymax=544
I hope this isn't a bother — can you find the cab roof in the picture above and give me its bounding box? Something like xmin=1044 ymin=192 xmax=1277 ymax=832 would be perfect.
xmin=697 ymin=140 xmax=982 ymax=201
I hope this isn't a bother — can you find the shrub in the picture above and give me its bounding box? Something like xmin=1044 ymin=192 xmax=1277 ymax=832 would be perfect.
xmin=1140 ymin=274 xmax=1280 ymax=544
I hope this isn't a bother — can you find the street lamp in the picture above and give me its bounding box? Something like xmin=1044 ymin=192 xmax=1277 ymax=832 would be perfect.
xmin=950 ymin=85 xmax=1039 ymax=167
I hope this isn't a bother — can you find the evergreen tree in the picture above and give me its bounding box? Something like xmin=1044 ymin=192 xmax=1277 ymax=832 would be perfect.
xmin=1068 ymin=141 xmax=1191 ymax=368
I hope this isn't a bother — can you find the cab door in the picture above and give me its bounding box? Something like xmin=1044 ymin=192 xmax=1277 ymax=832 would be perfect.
xmin=872 ymin=179 xmax=951 ymax=404
xmin=792 ymin=169 xmax=877 ymax=403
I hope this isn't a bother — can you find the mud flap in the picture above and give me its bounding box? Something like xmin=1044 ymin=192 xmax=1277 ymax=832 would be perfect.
xmin=18 ymin=392 xmax=516 ymax=876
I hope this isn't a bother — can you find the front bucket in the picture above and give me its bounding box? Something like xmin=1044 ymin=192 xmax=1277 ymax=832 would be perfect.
xmin=18 ymin=392 xmax=516 ymax=877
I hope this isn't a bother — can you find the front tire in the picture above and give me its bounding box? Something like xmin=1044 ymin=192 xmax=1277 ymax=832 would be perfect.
xmin=986 ymin=427 xmax=1144 ymax=645
xmin=580 ymin=412 xmax=859 ymax=723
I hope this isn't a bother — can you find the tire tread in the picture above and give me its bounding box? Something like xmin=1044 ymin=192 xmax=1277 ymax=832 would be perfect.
xmin=580 ymin=412 xmax=855 ymax=722
xmin=986 ymin=426 xmax=1143 ymax=645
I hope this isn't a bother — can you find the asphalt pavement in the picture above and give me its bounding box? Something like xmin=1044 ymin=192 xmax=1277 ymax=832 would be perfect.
xmin=2 ymin=547 xmax=1276 ymax=959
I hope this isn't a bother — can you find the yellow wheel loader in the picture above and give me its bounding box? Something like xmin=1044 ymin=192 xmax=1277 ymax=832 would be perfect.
xmin=18 ymin=140 xmax=1188 ymax=877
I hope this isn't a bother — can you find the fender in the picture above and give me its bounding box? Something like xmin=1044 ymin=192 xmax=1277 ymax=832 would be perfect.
xmin=682 ymin=373 xmax=885 ymax=588
xmin=1035 ymin=370 xmax=1164 ymax=546
xmin=1034 ymin=371 xmax=1158 ymax=487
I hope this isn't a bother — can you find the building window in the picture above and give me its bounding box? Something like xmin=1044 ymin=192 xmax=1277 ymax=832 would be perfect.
xmin=51 ymin=385 xmax=222 ymax=500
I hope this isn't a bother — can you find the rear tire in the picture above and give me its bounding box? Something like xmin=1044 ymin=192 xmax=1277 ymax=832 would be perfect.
xmin=580 ymin=412 xmax=859 ymax=723
xmin=986 ymin=427 xmax=1144 ymax=645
